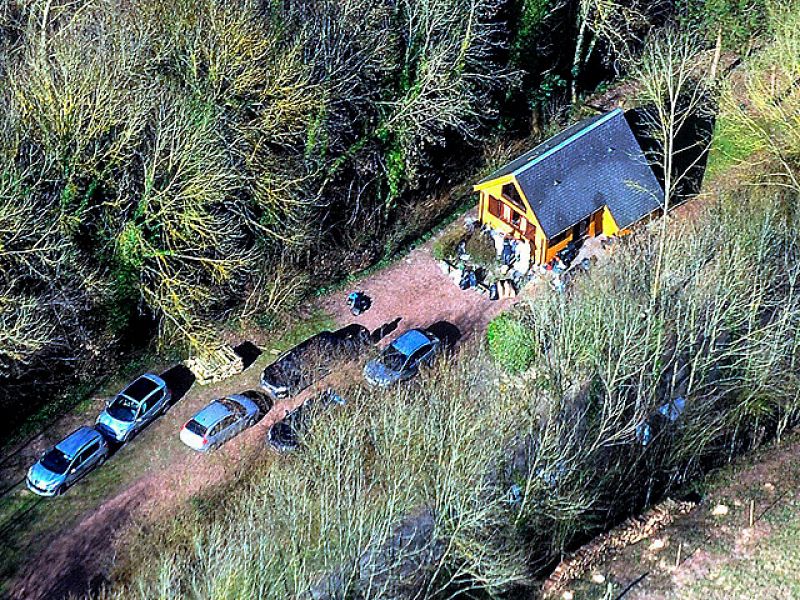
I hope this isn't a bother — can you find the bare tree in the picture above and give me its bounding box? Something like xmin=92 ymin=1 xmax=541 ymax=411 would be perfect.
xmin=627 ymin=30 xmax=716 ymax=301
xmin=720 ymin=2 xmax=800 ymax=193
xmin=571 ymin=0 xmax=652 ymax=103
xmin=379 ymin=0 xmax=516 ymax=196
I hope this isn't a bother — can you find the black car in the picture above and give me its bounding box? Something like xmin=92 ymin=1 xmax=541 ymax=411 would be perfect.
xmin=267 ymin=389 xmax=346 ymax=452
xmin=260 ymin=325 xmax=370 ymax=400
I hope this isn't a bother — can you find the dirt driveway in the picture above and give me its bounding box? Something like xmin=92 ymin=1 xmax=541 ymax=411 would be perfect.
xmin=320 ymin=242 xmax=514 ymax=341
xmin=4 ymin=228 xmax=517 ymax=600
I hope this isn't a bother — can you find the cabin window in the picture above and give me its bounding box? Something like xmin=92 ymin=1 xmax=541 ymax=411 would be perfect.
xmin=501 ymin=183 xmax=526 ymax=211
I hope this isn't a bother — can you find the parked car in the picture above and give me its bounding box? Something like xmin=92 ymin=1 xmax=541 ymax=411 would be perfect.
xmin=96 ymin=373 xmax=171 ymax=443
xmin=267 ymin=389 xmax=346 ymax=452
xmin=364 ymin=328 xmax=441 ymax=387
xmin=26 ymin=426 xmax=110 ymax=497
xmin=180 ymin=393 xmax=265 ymax=452
xmin=260 ymin=325 xmax=370 ymax=400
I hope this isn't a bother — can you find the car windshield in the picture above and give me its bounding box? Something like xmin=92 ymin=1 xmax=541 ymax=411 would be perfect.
xmin=107 ymin=395 xmax=139 ymax=422
xmin=122 ymin=377 xmax=158 ymax=401
xmin=380 ymin=345 xmax=407 ymax=371
xmin=40 ymin=448 xmax=71 ymax=474
xmin=185 ymin=419 xmax=207 ymax=436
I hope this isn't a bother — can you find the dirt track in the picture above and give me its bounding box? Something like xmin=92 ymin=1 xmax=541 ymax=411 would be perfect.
xmin=6 ymin=230 xmax=516 ymax=600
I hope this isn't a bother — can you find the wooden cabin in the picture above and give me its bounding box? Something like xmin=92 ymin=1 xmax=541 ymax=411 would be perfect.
xmin=474 ymin=108 xmax=664 ymax=265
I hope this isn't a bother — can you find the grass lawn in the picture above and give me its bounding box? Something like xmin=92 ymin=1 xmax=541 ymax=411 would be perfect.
xmin=704 ymin=114 xmax=763 ymax=180
xmin=680 ymin=497 xmax=800 ymax=599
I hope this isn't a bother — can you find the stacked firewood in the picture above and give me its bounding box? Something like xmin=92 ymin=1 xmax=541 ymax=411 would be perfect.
xmin=542 ymin=497 xmax=697 ymax=597
xmin=185 ymin=345 xmax=244 ymax=385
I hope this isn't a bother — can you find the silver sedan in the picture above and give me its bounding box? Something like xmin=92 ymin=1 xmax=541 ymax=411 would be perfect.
xmin=180 ymin=394 xmax=264 ymax=452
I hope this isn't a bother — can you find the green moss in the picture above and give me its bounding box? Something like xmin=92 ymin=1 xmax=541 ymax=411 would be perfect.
xmin=385 ymin=141 xmax=406 ymax=207
xmin=705 ymin=115 xmax=763 ymax=179
xmin=305 ymin=106 xmax=329 ymax=159
xmin=511 ymin=0 xmax=553 ymax=67
xmin=107 ymin=222 xmax=146 ymax=333
xmin=676 ymin=0 xmax=769 ymax=50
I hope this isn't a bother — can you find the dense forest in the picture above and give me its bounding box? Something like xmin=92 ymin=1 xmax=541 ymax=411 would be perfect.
xmin=0 ymin=0 xmax=769 ymax=433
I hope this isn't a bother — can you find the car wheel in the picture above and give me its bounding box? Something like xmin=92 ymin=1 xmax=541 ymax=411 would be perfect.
xmin=98 ymin=455 xmax=107 ymax=468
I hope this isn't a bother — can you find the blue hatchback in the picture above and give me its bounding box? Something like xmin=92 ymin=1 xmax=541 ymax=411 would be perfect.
xmin=363 ymin=328 xmax=441 ymax=387
xmin=27 ymin=426 xmax=110 ymax=497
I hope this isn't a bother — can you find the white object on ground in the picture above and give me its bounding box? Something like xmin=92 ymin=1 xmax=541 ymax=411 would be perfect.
xmin=515 ymin=240 xmax=531 ymax=275
xmin=711 ymin=504 xmax=729 ymax=516
xmin=490 ymin=229 xmax=505 ymax=256
xmin=648 ymin=538 xmax=666 ymax=551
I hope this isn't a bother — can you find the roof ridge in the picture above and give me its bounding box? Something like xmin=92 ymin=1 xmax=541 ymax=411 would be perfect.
xmin=511 ymin=108 xmax=623 ymax=178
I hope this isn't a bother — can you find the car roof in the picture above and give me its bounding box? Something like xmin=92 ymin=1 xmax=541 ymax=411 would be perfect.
xmin=121 ymin=373 xmax=164 ymax=401
xmin=192 ymin=400 xmax=232 ymax=428
xmin=391 ymin=329 xmax=433 ymax=357
xmin=55 ymin=426 xmax=101 ymax=458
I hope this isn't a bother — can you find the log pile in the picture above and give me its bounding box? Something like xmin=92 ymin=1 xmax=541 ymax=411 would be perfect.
xmin=542 ymin=497 xmax=697 ymax=596
xmin=185 ymin=345 xmax=244 ymax=385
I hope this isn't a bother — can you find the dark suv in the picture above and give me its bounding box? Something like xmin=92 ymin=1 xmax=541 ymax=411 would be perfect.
xmin=267 ymin=389 xmax=346 ymax=452
xmin=260 ymin=325 xmax=369 ymax=400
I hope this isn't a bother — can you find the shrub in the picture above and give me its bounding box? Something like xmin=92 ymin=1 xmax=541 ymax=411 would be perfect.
xmin=431 ymin=227 xmax=466 ymax=261
xmin=464 ymin=231 xmax=498 ymax=266
xmin=486 ymin=313 xmax=536 ymax=373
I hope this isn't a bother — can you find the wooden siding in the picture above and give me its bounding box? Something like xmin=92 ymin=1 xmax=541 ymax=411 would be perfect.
xmin=476 ymin=174 xmax=646 ymax=265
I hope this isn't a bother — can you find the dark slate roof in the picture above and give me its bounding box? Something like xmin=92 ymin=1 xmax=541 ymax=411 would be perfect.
xmin=477 ymin=112 xmax=609 ymax=185
xmin=484 ymin=109 xmax=664 ymax=239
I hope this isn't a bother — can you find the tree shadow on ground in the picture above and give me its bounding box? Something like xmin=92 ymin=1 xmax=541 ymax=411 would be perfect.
xmin=239 ymin=389 xmax=274 ymax=417
xmin=626 ymin=95 xmax=717 ymax=207
xmin=159 ymin=364 xmax=195 ymax=406
xmin=233 ymin=341 xmax=262 ymax=369
xmin=426 ymin=321 xmax=462 ymax=349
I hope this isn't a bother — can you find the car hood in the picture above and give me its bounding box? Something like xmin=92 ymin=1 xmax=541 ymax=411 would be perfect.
xmin=364 ymin=360 xmax=400 ymax=386
xmin=28 ymin=462 xmax=65 ymax=490
xmin=96 ymin=411 xmax=135 ymax=438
